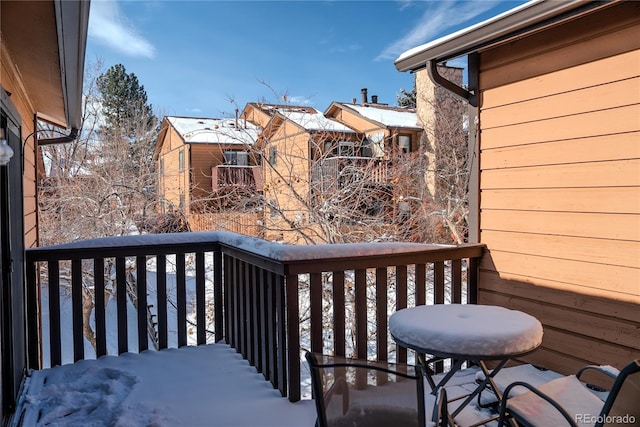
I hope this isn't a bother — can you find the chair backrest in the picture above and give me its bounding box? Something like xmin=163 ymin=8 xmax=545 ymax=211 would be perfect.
xmin=305 ymin=352 xmax=425 ymax=427
xmin=598 ymin=359 xmax=640 ymax=427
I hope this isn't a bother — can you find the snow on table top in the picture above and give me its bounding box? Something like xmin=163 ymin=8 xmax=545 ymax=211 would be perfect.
xmin=389 ymin=304 xmax=543 ymax=358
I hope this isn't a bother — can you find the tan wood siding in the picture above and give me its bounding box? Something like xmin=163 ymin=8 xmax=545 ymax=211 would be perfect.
xmin=190 ymin=144 xmax=224 ymax=200
xmin=477 ymin=6 xmax=640 ymax=374
xmin=2 ymin=42 xmax=39 ymax=249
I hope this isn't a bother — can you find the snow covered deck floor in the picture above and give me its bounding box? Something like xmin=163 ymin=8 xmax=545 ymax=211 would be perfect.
xmin=15 ymin=343 xmax=565 ymax=426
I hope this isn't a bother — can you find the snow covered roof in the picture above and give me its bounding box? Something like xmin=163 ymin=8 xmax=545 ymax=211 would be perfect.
xmin=333 ymin=103 xmax=421 ymax=129
xmin=255 ymin=105 xmax=356 ymax=133
xmin=283 ymin=109 xmax=356 ymax=133
xmin=167 ymin=116 xmax=260 ymax=145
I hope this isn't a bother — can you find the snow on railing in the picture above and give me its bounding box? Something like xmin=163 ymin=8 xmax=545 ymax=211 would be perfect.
xmin=25 ymin=231 xmax=484 ymax=402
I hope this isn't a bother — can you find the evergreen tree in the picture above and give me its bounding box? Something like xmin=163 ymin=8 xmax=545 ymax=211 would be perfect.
xmin=96 ymin=64 xmax=156 ymax=141
xmin=397 ymin=85 xmax=417 ymax=108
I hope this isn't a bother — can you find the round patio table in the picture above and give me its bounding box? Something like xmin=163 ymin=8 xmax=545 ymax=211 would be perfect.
xmin=389 ymin=304 xmax=543 ymax=422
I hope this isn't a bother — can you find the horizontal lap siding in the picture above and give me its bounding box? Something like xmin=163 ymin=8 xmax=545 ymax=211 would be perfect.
xmin=477 ymin=5 xmax=640 ymax=374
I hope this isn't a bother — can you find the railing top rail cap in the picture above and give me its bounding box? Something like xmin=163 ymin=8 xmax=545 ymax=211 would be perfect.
xmin=27 ymin=231 xmax=484 ymax=262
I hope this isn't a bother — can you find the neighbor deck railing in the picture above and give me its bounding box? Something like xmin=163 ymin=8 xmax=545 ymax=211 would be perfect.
xmin=25 ymin=231 xmax=484 ymax=401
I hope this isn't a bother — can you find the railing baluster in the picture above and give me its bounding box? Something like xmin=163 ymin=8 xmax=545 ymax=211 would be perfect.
xmin=94 ymin=258 xmax=106 ymax=357
xmin=275 ymin=273 xmax=287 ymax=396
xmin=214 ymin=251 xmax=223 ymax=343
xmin=396 ymin=265 xmax=408 ymax=363
xmin=310 ymin=272 xmax=323 ymax=354
xmin=136 ymin=256 xmax=148 ymax=352
xmin=434 ymin=261 xmax=445 ymax=304
xmin=176 ymin=253 xmax=186 ymax=348
xmin=332 ymin=271 xmax=345 ymax=357
xmin=251 ymin=265 xmax=261 ymax=371
xmin=434 ymin=261 xmax=445 ymax=372
xmin=376 ymin=267 xmax=387 ymax=362
xmin=224 ymin=255 xmax=234 ymax=348
xmin=355 ymin=269 xmax=367 ymax=360
xmin=468 ymin=257 xmax=479 ymax=304
xmin=196 ymin=252 xmax=206 ymax=345
xmin=285 ymin=274 xmax=299 ymax=402
xmin=25 ymin=258 xmax=39 ymax=369
xmin=244 ymin=261 xmax=252 ymax=362
xmin=157 ymin=254 xmax=168 ymax=350
xmin=254 ymin=266 xmax=265 ymax=374
xmin=48 ymin=260 xmax=61 ymax=367
xmin=116 ymin=257 xmax=128 ymax=355
xmin=266 ymin=271 xmax=277 ymax=384
xmin=415 ymin=263 xmax=426 ymax=306
xmin=71 ymin=259 xmax=84 ymax=362
xmin=452 ymin=259 xmax=462 ymax=304
xmin=238 ymin=259 xmax=247 ymax=358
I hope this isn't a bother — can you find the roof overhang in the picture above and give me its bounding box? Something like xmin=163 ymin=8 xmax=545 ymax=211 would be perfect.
xmin=394 ymin=0 xmax=613 ymax=72
xmin=1 ymin=0 xmax=90 ymax=129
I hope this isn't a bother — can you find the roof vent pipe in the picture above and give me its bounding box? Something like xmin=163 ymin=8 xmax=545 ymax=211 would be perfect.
xmin=352 ymin=98 xmax=357 ymax=104
xmin=235 ymin=108 xmax=239 ymax=129
xmin=361 ymin=88 xmax=368 ymax=104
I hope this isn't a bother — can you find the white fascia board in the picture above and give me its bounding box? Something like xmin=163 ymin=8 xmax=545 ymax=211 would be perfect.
xmin=55 ymin=0 xmax=90 ymax=129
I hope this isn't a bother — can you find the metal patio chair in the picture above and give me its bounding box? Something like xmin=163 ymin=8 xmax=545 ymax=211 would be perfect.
xmin=305 ymin=352 xmax=426 ymax=427
xmin=497 ymin=359 xmax=640 ymax=427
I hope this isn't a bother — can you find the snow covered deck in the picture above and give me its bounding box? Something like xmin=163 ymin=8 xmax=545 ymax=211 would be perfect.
xmin=15 ymin=343 xmax=566 ymax=426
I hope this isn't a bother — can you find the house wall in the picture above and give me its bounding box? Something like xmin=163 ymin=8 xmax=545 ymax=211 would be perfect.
xmin=476 ymin=2 xmax=640 ymax=373
xmin=416 ymin=65 xmax=464 ymax=198
xmin=190 ymin=144 xmax=224 ymax=202
xmin=1 ymin=44 xmax=38 ymax=250
xmin=263 ymin=121 xmax=313 ymax=243
xmin=157 ymin=125 xmax=190 ymax=213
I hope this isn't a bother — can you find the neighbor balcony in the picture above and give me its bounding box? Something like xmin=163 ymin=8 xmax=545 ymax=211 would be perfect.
xmin=212 ymin=165 xmax=264 ymax=191
xmin=24 ymin=231 xmax=483 ymax=406
xmin=311 ymin=156 xmax=389 ymax=192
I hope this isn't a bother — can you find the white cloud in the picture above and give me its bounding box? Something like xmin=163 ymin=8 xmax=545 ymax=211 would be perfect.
xmin=329 ymin=43 xmax=362 ymax=54
xmin=288 ymin=96 xmax=313 ymax=106
xmin=375 ymin=0 xmax=500 ymax=61
xmin=88 ymin=1 xmax=156 ymax=59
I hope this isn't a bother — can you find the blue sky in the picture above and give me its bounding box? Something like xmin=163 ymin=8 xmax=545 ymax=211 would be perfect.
xmin=86 ymin=0 xmax=528 ymax=119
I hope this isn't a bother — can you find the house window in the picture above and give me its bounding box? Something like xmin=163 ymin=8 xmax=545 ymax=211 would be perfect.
xmin=398 ymin=135 xmax=411 ymax=154
xmin=323 ymin=141 xmax=335 ymax=156
xmin=224 ymin=151 xmax=249 ymax=166
xmin=338 ymin=141 xmax=354 ymax=157
xmin=269 ymin=147 xmax=277 ymax=165
xmin=179 ymin=194 xmax=185 ymax=209
xmin=179 ymin=150 xmax=185 ymax=171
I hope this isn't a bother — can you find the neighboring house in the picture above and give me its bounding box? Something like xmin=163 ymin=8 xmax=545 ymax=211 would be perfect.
xmin=164 ymin=99 xmax=428 ymax=243
xmin=0 ymin=0 xmax=89 ymax=420
xmin=396 ymin=0 xmax=640 ymax=373
xmin=153 ymin=116 xmax=262 ymax=232
xmin=241 ymin=103 xmax=361 ymax=243
xmin=325 ymin=91 xmax=422 ymax=159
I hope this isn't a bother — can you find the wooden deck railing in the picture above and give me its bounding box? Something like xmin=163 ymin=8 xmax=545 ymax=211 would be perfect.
xmin=311 ymin=156 xmax=389 ymax=192
xmin=25 ymin=231 xmax=484 ymax=402
xmin=212 ymin=165 xmax=263 ymax=191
